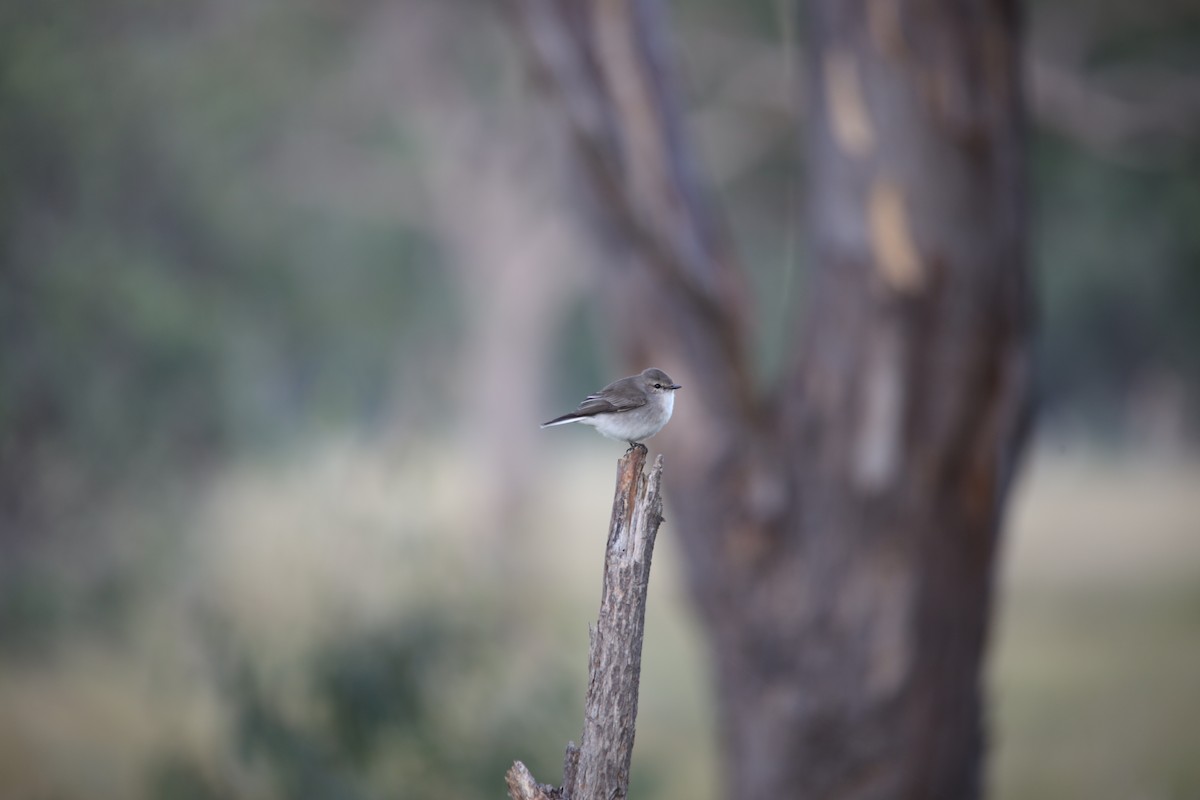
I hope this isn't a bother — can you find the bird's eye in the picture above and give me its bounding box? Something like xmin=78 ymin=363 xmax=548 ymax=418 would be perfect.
xmin=654 ymin=383 xmax=662 ymax=389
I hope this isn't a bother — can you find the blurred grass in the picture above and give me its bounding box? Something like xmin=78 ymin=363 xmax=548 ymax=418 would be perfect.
xmin=990 ymin=449 xmax=1200 ymax=800
xmin=1 ymin=442 xmax=1197 ymax=799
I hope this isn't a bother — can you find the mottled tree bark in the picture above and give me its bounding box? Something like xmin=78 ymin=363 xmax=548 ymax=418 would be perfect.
xmin=507 ymin=445 xmax=665 ymax=800
xmin=509 ymin=1 xmax=1031 ymax=798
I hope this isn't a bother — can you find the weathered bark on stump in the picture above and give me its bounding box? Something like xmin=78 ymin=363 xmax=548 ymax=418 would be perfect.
xmin=510 ymin=1 xmax=1031 ymax=798
xmin=507 ymin=445 xmax=665 ymax=800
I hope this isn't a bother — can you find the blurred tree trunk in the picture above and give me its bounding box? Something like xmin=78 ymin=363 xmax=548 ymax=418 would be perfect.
xmin=510 ymin=1 xmax=1031 ymax=798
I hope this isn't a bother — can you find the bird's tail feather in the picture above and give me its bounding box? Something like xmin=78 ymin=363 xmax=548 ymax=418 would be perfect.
xmin=540 ymin=414 xmax=584 ymax=428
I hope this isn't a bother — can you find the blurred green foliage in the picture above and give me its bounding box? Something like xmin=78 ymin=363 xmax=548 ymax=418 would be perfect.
xmin=0 ymin=0 xmax=457 ymax=512
xmin=1 ymin=0 xmax=1197 ymax=506
xmin=141 ymin=582 xmax=585 ymax=800
xmin=1035 ymin=134 xmax=1200 ymax=430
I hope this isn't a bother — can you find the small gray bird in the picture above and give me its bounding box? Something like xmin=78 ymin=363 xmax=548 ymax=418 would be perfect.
xmin=541 ymin=368 xmax=681 ymax=447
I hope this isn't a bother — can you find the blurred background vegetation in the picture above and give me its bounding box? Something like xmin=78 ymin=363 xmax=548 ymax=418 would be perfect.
xmin=1 ymin=0 xmax=1197 ymax=798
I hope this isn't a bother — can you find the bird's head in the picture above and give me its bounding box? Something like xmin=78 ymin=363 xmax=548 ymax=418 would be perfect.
xmin=640 ymin=368 xmax=681 ymax=394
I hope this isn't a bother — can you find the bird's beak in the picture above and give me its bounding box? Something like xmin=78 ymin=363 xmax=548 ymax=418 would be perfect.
xmin=668 ymin=384 xmax=682 ymax=390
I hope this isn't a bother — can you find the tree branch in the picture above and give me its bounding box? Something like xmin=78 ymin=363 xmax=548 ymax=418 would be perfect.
xmin=507 ymin=444 xmax=665 ymax=800
xmin=506 ymin=0 xmax=758 ymax=430
xmin=1028 ymin=56 xmax=1200 ymax=167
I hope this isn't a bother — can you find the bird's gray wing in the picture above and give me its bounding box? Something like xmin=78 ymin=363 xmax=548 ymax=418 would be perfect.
xmin=573 ymin=396 xmax=636 ymax=416
xmin=574 ymin=377 xmax=646 ymax=415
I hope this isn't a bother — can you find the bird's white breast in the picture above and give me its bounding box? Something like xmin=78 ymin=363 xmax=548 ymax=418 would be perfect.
xmin=590 ymin=390 xmax=674 ymax=442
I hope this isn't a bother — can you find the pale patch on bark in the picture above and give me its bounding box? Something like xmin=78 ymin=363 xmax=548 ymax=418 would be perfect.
xmin=594 ymin=0 xmax=666 ymax=214
xmin=866 ymin=561 xmax=913 ymax=698
xmin=868 ymin=178 xmax=925 ymax=293
xmin=983 ymin=25 xmax=1013 ymax=109
xmin=824 ymin=48 xmax=875 ymax=158
xmin=853 ymin=327 xmax=905 ymax=492
xmin=866 ymin=0 xmax=908 ymax=62
xmin=836 ymin=550 xmax=914 ymax=699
